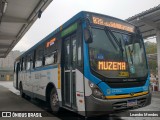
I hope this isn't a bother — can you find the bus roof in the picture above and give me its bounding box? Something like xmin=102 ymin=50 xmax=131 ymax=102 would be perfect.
xmin=18 ymin=11 xmax=135 ymax=59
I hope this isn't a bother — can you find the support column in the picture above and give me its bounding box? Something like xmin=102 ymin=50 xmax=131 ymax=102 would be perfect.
xmin=156 ymin=30 xmax=160 ymax=91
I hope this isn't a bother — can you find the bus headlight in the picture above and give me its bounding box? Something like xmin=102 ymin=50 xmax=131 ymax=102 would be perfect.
xmin=89 ymin=82 xmax=105 ymax=99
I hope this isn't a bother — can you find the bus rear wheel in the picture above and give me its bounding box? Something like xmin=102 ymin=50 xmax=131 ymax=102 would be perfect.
xmin=50 ymin=88 xmax=60 ymax=114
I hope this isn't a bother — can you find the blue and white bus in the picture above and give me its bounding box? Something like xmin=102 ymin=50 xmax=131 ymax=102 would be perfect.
xmin=14 ymin=11 xmax=151 ymax=116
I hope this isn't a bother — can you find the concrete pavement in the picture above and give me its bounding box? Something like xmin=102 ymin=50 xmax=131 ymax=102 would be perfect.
xmin=0 ymin=82 xmax=59 ymax=120
xmin=0 ymin=81 xmax=160 ymax=120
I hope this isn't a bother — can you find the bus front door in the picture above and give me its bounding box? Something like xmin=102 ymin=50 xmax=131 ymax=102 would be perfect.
xmin=63 ymin=34 xmax=77 ymax=109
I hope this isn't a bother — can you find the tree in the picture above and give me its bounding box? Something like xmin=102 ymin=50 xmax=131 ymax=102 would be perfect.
xmin=144 ymin=41 xmax=157 ymax=75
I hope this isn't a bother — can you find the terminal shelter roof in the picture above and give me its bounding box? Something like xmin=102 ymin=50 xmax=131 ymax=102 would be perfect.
xmin=127 ymin=4 xmax=160 ymax=39
xmin=0 ymin=0 xmax=52 ymax=58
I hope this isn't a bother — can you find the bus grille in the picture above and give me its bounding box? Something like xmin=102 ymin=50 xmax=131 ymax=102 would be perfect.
xmin=106 ymin=81 xmax=146 ymax=88
xmin=112 ymin=98 xmax=146 ymax=110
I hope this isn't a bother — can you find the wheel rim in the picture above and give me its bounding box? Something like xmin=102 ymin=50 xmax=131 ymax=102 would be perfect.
xmin=51 ymin=93 xmax=59 ymax=107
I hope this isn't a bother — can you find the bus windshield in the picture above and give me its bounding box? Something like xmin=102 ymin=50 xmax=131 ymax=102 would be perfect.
xmin=89 ymin=28 xmax=148 ymax=78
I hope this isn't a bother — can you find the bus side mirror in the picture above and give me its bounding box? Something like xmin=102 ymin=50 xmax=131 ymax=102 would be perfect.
xmin=84 ymin=28 xmax=93 ymax=43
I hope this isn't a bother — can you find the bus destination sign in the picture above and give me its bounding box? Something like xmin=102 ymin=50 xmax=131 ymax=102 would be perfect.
xmin=46 ymin=38 xmax=56 ymax=48
xmin=98 ymin=61 xmax=126 ymax=71
xmin=92 ymin=16 xmax=134 ymax=33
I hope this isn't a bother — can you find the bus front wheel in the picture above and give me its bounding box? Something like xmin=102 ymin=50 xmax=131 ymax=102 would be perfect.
xmin=50 ymin=88 xmax=60 ymax=114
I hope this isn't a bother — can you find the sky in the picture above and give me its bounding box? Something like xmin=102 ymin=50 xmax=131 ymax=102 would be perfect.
xmin=13 ymin=0 xmax=160 ymax=51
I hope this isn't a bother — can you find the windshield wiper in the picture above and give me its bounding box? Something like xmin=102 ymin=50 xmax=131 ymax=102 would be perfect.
xmin=128 ymin=46 xmax=133 ymax=64
xmin=104 ymin=26 xmax=124 ymax=53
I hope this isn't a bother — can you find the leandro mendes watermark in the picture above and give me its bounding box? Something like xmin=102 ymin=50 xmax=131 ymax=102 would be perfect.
xmin=130 ymin=112 xmax=158 ymax=117
xmin=119 ymin=111 xmax=160 ymax=117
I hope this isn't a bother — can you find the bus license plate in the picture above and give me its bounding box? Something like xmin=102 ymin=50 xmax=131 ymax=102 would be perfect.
xmin=127 ymin=99 xmax=137 ymax=107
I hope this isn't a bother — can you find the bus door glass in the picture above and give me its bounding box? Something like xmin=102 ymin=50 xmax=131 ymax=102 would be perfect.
xmin=15 ymin=61 xmax=20 ymax=89
xmin=63 ymin=33 xmax=77 ymax=109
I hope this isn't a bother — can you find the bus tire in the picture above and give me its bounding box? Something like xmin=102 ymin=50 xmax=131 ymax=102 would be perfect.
xmin=19 ymin=83 xmax=25 ymax=98
xmin=50 ymin=88 xmax=60 ymax=114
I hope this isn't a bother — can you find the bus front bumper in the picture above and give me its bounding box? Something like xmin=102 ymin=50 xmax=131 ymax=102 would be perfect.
xmin=85 ymin=92 xmax=151 ymax=117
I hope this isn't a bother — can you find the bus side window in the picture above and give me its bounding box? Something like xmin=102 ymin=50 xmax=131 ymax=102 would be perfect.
xmin=33 ymin=51 xmax=36 ymax=69
xmin=24 ymin=58 xmax=26 ymax=71
xmin=35 ymin=45 xmax=44 ymax=68
xmin=44 ymin=50 xmax=58 ymax=65
xmin=35 ymin=57 xmax=43 ymax=67
xmin=26 ymin=56 xmax=31 ymax=70
xmin=54 ymin=51 xmax=58 ymax=64
xmin=30 ymin=58 xmax=33 ymax=69
xmin=16 ymin=62 xmax=20 ymax=72
xmin=77 ymin=28 xmax=82 ymax=67
xmin=21 ymin=58 xmax=24 ymax=71
xmin=24 ymin=57 xmax=27 ymax=70
xmin=44 ymin=37 xmax=58 ymax=65
xmin=18 ymin=63 xmax=20 ymax=71
xmin=19 ymin=62 xmax=21 ymax=71
xmin=30 ymin=53 xmax=34 ymax=69
xmin=77 ymin=40 xmax=82 ymax=67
